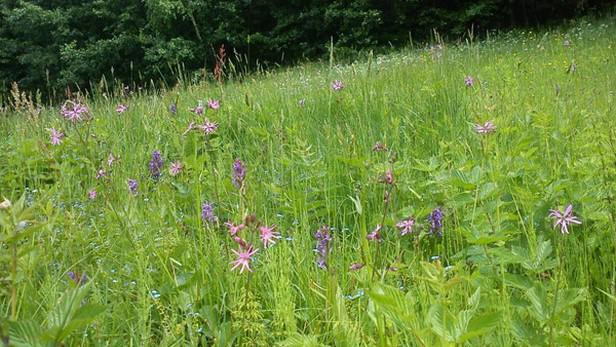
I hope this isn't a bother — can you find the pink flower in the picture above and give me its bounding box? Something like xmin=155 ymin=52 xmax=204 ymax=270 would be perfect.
xmin=259 ymin=224 xmax=281 ymax=248
xmin=169 ymin=161 xmax=183 ymax=176
xmin=192 ymin=101 xmax=204 ymax=115
xmin=96 ymin=169 xmax=106 ymax=179
xmin=225 ymin=222 xmax=246 ymax=237
xmin=379 ymin=170 xmax=394 ymax=185
xmin=48 ymin=128 xmax=64 ymax=145
xmin=464 ymin=75 xmax=474 ymax=87
xmin=182 ymin=121 xmax=195 ymax=135
xmin=88 ymin=189 xmax=97 ymax=200
xmin=116 ymin=104 xmax=128 ymax=113
xmin=107 ymin=153 xmax=116 ymax=167
xmin=207 ymin=99 xmax=220 ymax=110
xmin=372 ymin=142 xmax=387 ymax=152
xmin=60 ymin=101 xmax=90 ymax=122
xmin=474 ymin=121 xmax=496 ymax=134
xmin=331 ymin=80 xmax=344 ymax=91
xmin=230 ymin=246 xmax=259 ymax=273
xmin=367 ymin=224 xmax=382 ymax=241
xmin=198 ymin=120 xmax=218 ymax=134
xmin=349 ymin=263 xmax=364 ymax=271
xmin=549 ymin=204 xmax=582 ymax=234
xmin=396 ymin=217 xmax=416 ymax=236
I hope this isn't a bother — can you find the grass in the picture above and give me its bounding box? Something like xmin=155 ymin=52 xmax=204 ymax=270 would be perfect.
xmin=1 ymin=17 xmax=615 ymax=346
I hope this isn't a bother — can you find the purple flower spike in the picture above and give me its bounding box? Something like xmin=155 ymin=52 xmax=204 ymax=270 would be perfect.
xmin=232 ymin=159 xmax=245 ymax=189
xmin=314 ymin=225 xmax=332 ymax=269
xmin=428 ymin=208 xmax=443 ymax=237
xmin=68 ymin=271 xmax=88 ymax=286
xmin=201 ymin=202 xmax=218 ymax=224
xmin=127 ymin=179 xmax=138 ymax=194
xmin=169 ymin=103 xmax=177 ymax=115
xmin=549 ymin=204 xmax=582 ymax=234
xmin=149 ymin=150 xmax=164 ymax=180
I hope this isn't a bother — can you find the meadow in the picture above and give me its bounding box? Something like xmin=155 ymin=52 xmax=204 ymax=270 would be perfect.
xmin=0 ymin=17 xmax=615 ymax=346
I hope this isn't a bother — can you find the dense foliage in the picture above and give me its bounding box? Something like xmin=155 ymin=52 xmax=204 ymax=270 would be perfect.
xmin=0 ymin=17 xmax=615 ymax=345
xmin=0 ymin=0 xmax=612 ymax=97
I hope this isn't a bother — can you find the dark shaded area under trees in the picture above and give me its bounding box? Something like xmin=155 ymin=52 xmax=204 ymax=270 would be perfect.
xmin=0 ymin=0 xmax=613 ymax=99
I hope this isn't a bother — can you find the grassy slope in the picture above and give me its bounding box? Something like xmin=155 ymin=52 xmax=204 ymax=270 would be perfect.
xmin=1 ymin=18 xmax=615 ymax=346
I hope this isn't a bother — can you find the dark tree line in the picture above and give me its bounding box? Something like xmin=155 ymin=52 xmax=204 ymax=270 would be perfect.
xmin=0 ymin=0 xmax=612 ymax=98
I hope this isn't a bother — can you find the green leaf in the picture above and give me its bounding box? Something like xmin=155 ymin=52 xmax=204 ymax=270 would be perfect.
xmin=8 ymin=320 xmax=44 ymax=347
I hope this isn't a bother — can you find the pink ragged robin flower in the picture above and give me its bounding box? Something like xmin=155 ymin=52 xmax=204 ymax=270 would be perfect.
xmin=396 ymin=217 xmax=416 ymax=236
xmin=60 ymin=101 xmax=90 ymax=122
xmin=349 ymin=263 xmax=364 ymax=271
xmin=207 ymin=99 xmax=220 ymax=110
xmin=192 ymin=101 xmax=204 ymax=115
xmin=96 ymin=169 xmax=107 ymax=179
xmin=88 ymin=189 xmax=97 ymax=200
xmin=225 ymin=222 xmax=246 ymax=237
xmin=367 ymin=224 xmax=382 ymax=241
xmin=379 ymin=170 xmax=394 ymax=185
xmin=198 ymin=120 xmax=218 ymax=134
xmin=116 ymin=104 xmax=128 ymax=113
xmin=107 ymin=153 xmax=117 ymax=167
xmin=372 ymin=142 xmax=387 ymax=152
xmin=464 ymin=75 xmax=474 ymax=87
xmin=48 ymin=128 xmax=64 ymax=145
xmin=230 ymin=246 xmax=259 ymax=273
xmin=259 ymin=224 xmax=281 ymax=248
xmin=169 ymin=161 xmax=183 ymax=176
xmin=331 ymin=80 xmax=344 ymax=91
xmin=474 ymin=121 xmax=496 ymax=134
xmin=549 ymin=204 xmax=582 ymax=234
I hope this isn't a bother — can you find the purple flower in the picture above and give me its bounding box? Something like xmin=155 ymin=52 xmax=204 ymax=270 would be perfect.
xmin=232 ymin=159 xmax=245 ymax=189
xmin=428 ymin=208 xmax=443 ymax=237
xmin=367 ymin=224 xmax=382 ymax=241
xmin=230 ymin=245 xmax=259 ymax=273
xmin=549 ymin=204 xmax=582 ymax=234
xmin=127 ymin=179 xmax=138 ymax=194
xmin=48 ymin=128 xmax=64 ymax=145
xmin=67 ymin=271 xmax=88 ymax=286
xmin=331 ymin=80 xmax=344 ymax=91
xmin=207 ymin=99 xmax=220 ymax=110
xmin=464 ymin=75 xmax=474 ymax=87
xmin=396 ymin=217 xmax=416 ymax=236
xmin=314 ymin=225 xmax=332 ymax=269
xmin=116 ymin=104 xmax=128 ymax=113
xmin=201 ymin=202 xmax=218 ymax=224
xmin=474 ymin=121 xmax=496 ymax=134
xmin=169 ymin=161 xmax=183 ymax=176
xmin=88 ymin=189 xmax=97 ymax=200
xmin=60 ymin=101 xmax=90 ymax=122
xmin=149 ymin=150 xmax=164 ymax=180
xmin=168 ymin=103 xmax=177 ymax=115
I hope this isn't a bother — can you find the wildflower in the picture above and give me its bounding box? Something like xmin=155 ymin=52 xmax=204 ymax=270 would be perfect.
xmin=428 ymin=208 xmax=443 ymax=236
xmin=298 ymin=98 xmax=305 ymax=107
xmin=107 ymin=153 xmax=117 ymax=167
xmin=474 ymin=121 xmax=496 ymax=134
xmin=367 ymin=224 xmax=382 ymax=241
xmin=201 ymin=202 xmax=218 ymax=223
xmin=331 ymin=80 xmax=344 ymax=91
xmin=48 ymin=128 xmax=64 ymax=145
xmin=168 ymin=103 xmax=177 ymax=115
xmin=464 ymin=75 xmax=474 ymax=87
xmin=198 ymin=120 xmax=218 ymax=135
xmin=88 ymin=189 xmax=97 ymax=200
xmin=259 ymin=224 xmax=281 ymax=248
xmin=0 ymin=198 xmax=11 ymax=210
xmin=207 ymin=99 xmax=220 ymax=110
xmin=192 ymin=101 xmax=204 ymax=115
xmin=549 ymin=204 xmax=582 ymax=234
xmin=169 ymin=161 xmax=183 ymax=176
xmin=182 ymin=121 xmax=195 ymax=135
xmin=149 ymin=150 xmax=164 ymax=180
xmin=372 ymin=142 xmax=387 ymax=152
xmin=314 ymin=225 xmax=332 ymax=269
xmin=230 ymin=245 xmax=259 ymax=273
xmin=67 ymin=271 xmax=88 ymax=286
xmin=379 ymin=170 xmax=394 ymax=185
xmin=349 ymin=263 xmax=364 ymax=271
xmin=232 ymin=159 xmax=245 ymax=189
xmin=396 ymin=217 xmax=416 ymax=236
xmin=127 ymin=179 xmax=138 ymax=194
xmin=60 ymin=101 xmax=90 ymax=122
xmin=116 ymin=104 xmax=128 ymax=113
xmin=225 ymin=222 xmax=245 ymax=237
xmin=232 ymin=236 xmax=249 ymax=249
xmin=96 ymin=169 xmax=107 ymax=179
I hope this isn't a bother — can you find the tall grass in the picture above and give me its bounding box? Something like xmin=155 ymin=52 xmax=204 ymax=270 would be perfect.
xmin=0 ymin=17 xmax=615 ymax=346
